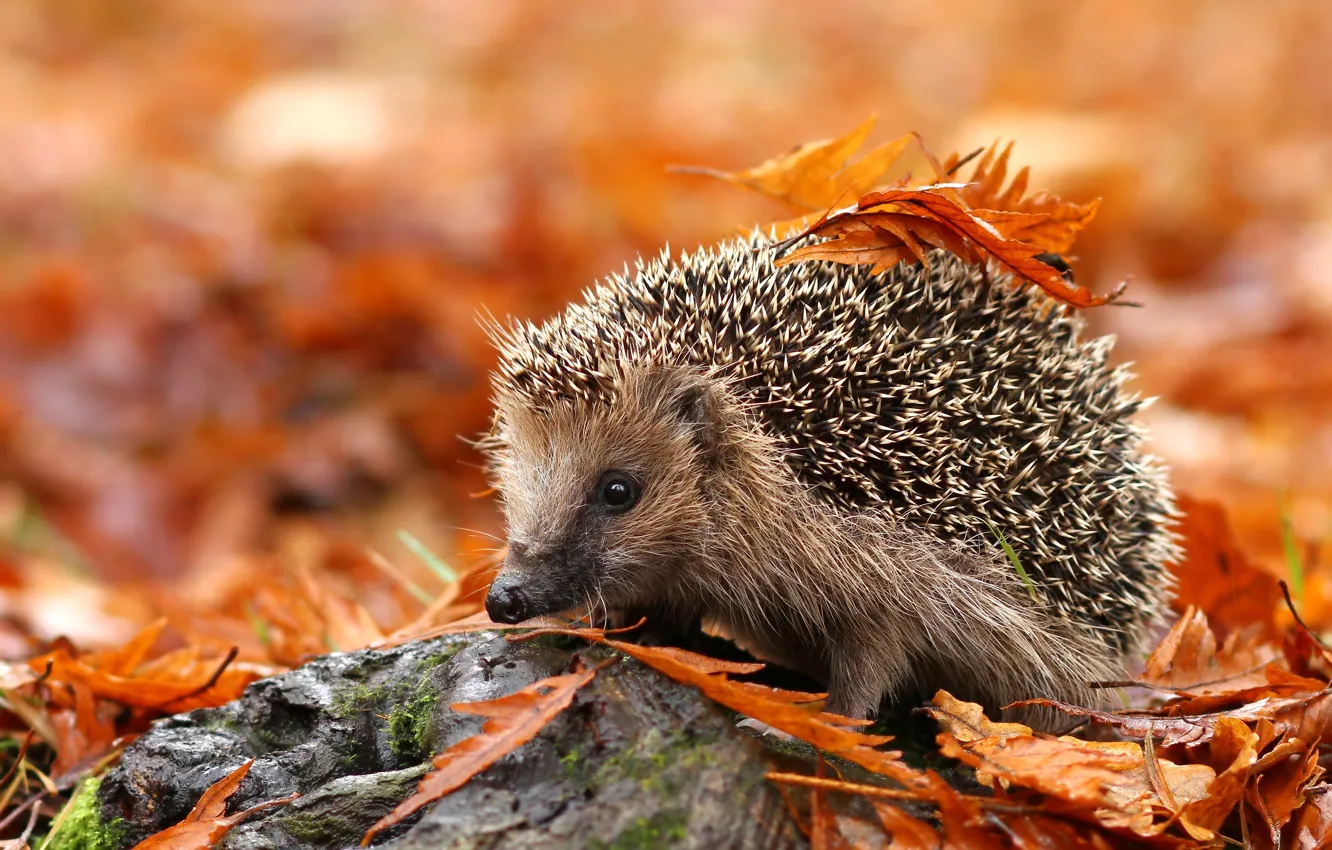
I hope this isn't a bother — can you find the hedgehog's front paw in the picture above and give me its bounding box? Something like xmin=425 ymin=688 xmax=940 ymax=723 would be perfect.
xmin=735 ymin=716 xmax=795 ymax=741
xmin=586 ymin=607 xmax=629 ymax=631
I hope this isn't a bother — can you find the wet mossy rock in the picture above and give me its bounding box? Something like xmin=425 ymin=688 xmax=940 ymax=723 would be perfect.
xmin=98 ymin=632 xmax=806 ymax=849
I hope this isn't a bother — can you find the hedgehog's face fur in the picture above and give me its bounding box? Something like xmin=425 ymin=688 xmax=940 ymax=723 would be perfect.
xmin=485 ymin=366 xmax=729 ymax=625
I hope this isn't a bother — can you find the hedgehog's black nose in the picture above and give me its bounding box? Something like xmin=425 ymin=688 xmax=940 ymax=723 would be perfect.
xmin=485 ymin=575 xmax=530 ymax=624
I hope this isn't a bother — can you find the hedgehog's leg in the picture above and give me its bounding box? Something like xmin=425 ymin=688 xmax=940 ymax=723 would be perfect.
xmin=823 ymin=638 xmax=909 ymax=719
xmin=627 ymin=607 xmax=704 ymax=647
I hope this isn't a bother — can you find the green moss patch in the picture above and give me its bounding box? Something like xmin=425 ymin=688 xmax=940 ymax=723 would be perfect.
xmin=40 ymin=778 xmax=126 ymax=850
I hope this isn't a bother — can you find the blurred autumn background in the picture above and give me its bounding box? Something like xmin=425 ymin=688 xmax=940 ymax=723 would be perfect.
xmin=1 ymin=0 xmax=1331 ymax=660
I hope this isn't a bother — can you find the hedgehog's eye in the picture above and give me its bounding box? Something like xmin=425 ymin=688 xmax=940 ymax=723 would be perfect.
xmin=597 ymin=472 xmax=640 ymax=514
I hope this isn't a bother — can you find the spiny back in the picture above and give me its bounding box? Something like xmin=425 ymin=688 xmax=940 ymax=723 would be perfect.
xmin=492 ymin=237 xmax=1176 ymax=645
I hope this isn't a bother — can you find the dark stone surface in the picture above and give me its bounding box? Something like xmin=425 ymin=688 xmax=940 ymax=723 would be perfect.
xmin=99 ymin=631 xmax=808 ymax=849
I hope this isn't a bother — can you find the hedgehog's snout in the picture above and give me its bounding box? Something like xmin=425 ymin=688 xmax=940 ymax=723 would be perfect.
xmin=485 ymin=572 xmax=530 ymax=624
xmin=487 ymin=541 xmax=589 ymax=623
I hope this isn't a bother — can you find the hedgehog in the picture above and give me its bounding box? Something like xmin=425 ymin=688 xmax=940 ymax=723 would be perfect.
xmin=479 ymin=235 xmax=1177 ymax=726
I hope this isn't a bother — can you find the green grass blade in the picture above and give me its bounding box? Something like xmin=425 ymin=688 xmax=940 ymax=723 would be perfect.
xmin=1280 ymin=495 xmax=1305 ymax=605
xmin=398 ymin=530 xmax=459 ymax=584
xmin=984 ymin=519 xmax=1039 ymax=603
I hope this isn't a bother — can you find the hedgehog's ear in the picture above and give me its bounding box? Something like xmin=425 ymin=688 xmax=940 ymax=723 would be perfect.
xmin=672 ymin=379 xmax=725 ymax=462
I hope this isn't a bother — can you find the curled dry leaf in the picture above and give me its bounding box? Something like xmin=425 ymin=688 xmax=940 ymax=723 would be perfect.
xmin=1174 ymin=717 xmax=1260 ymax=841
xmin=29 ymin=618 xmax=266 ymax=714
xmin=936 ymin=728 xmax=1137 ymax=810
xmin=926 ymin=692 xmax=1247 ymax=841
xmin=774 ymin=188 xmax=1119 ymax=308
xmin=31 ymin=643 xmax=258 ymax=713
xmin=1140 ymin=606 xmax=1283 ymax=694
xmin=361 ymin=667 xmax=598 ymax=845
xmin=1246 ymin=737 xmax=1321 ymax=849
xmin=938 ymin=141 xmax=1101 ymax=254
xmin=924 ymin=690 xmax=1032 ymax=744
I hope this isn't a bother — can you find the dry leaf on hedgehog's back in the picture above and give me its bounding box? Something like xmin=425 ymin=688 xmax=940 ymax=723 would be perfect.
xmin=775 ymin=188 xmax=1117 ymax=307
xmin=938 ymin=141 xmax=1101 ymax=254
xmin=685 ymin=117 xmax=1111 ymax=307
xmin=675 ymin=116 xmax=913 ymax=213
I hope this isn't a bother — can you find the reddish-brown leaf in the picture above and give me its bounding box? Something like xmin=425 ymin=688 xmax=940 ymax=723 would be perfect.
xmin=362 ymin=668 xmax=597 ymax=845
xmin=996 ymin=812 xmax=1127 ymax=849
xmin=512 ymin=625 xmax=919 ymax=784
xmin=776 ymin=188 xmax=1119 ymax=308
xmin=1015 ymin=688 xmax=1332 ymax=755
xmin=1141 ymin=606 xmax=1282 ymax=693
xmin=923 ymin=772 xmax=1008 ymax=849
xmin=191 ymin=759 xmax=256 ymax=823
xmin=1285 ymin=786 xmax=1332 ymax=849
xmin=49 ymin=681 xmax=119 ymax=781
xmin=870 ymin=802 xmax=942 ymax=849
xmin=941 ymin=141 xmax=1101 ymax=253
xmin=132 ymin=759 xmax=298 ymax=849
xmin=1176 ymin=717 xmax=1260 ymax=840
xmin=1246 ymin=738 xmax=1322 ymax=849
xmin=1170 ymin=495 xmax=1284 ymax=637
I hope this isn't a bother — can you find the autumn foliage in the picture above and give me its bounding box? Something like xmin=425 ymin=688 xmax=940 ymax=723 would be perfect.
xmin=0 ymin=3 xmax=1330 ymax=847
xmin=0 ymin=111 xmax=1327 ymax=848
